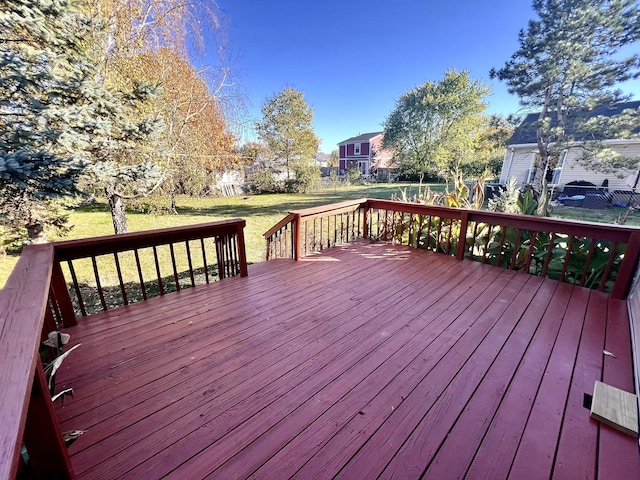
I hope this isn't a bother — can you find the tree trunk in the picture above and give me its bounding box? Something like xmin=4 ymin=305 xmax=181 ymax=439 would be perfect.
xmin=105 ymin=186 xmax=128 ymax=234
xmin=170 ymin=189 xmax=178 ymax=215
xmin=26 ymin=210 xmax=47 ymax=244
xmin=531 ymin=153 xmax=549 ymax=195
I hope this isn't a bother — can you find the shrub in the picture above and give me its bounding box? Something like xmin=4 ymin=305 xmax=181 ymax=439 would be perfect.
xmin=287 ymin=164 xmax=320 ymax=193
xmin=246 ymin=168 xmax=283 ymax=194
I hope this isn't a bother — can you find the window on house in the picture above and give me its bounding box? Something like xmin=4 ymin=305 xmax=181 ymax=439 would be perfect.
xmin=354 ymin=143 xmax=360 ymax=155
xmin=527 ymin=152 xmax=566 ymax=185
xmin=549 ymin=151 xmax=567 ymax=185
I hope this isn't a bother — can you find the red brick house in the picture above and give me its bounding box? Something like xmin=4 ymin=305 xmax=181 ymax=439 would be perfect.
xmin=338 ymin=132 xmax=394 ymax=177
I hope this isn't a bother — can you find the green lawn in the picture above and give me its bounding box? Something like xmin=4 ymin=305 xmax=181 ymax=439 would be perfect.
xmin=1 ymin=181 xmax=638 ymax=290
xmin=0 ymin=183 xmax=426 ymax=288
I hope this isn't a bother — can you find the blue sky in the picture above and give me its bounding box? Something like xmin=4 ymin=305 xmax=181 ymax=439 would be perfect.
xmin=216 ymin=0 xmax=636 ymax=153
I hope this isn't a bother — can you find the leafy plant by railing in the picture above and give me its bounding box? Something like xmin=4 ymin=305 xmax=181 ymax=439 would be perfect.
xmin=371 ymin=176 xmax=627 ymax=293
xmin=266 ymin=197 xmax=640 ymax=299
xmin=476 ymin=227 xmax=625 ymax=291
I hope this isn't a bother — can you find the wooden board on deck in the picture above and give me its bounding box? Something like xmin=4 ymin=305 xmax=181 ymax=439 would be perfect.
xmin=591 ymin=380 xmax=638 ymax=437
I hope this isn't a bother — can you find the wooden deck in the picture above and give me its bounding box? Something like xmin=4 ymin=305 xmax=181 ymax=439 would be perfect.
xmin=54 ymin=241 xmax=640 ymax=479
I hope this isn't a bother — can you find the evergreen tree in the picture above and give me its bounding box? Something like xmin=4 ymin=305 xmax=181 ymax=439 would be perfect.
xmin=1 ymin=0 xmax=90 ymax=242
xmin=0 ymin=0 xmax=164 ymax=240
xmin=491 ymin=0 xmax=640 ymax=194
xmin=255 ymin=87 xmax=319 ymax=181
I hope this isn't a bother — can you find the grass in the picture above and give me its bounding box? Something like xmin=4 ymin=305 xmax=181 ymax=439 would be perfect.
xmin=551 ymin=204 xmax=640 ymax=225
xmin=1 ymin=181 xmax=638 ymax=291
xmin=0 ymin=182 xmax=427 ymax=289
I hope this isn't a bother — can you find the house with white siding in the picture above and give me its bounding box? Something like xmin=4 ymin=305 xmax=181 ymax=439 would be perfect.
xmin=500 ymin=101 xmax=640 ymax=193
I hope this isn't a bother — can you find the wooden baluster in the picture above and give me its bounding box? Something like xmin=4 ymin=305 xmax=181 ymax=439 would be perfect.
xmin=481 ymin=225 xmax=493 ymax=264
xmin=579 ymin=238 xmax=597 ymax=287
xmin=495 ymin=227 xmax=507 ymax=267
xmin=44 ymin=293 xmax=59 ymax=336
xmin=278 ymin=230 xmax=282 ymax=258
xmin=524 ymin=231 xmax=538 ymax=273
xmin=560 ymin=235 xmax=576 ymax=283
xmin=346 ymin=212 xmax=350 ymax=243
xmin=50 ymin=257 xmax=76 ymax=326
xmin=225 ymin=235 xmax=232 ymax=276
xmin=425 ymin=216 xmax=433 ymax=252
xmin=113 ymin=252 xmax=128 ymax=305
xmin=383 ymin=210 xmax=389 ymax=241
xmin=91 ymin=256 xmax=107 ymax=311
xmin=230 ymin=234 xmax=238 ymax=275
xmin=599 ymin=242 xmax=619 ymax=292
xmin=469 ymin=221 xmax=479 ymax=260
xmin=456 ymin=213 xmax=469 ymax=260
xmin=313 ymin=218 xmax=317 ymax=252
xmin=436 ymin=217 xmax=443 ymax=253
xmin=408 ymin=213 xmax=413 ymax=246
xmin=215 ymin=237 xmax=225 ymax=280
xmin=541 ymin=233 xmax=556 ymax=278
xmin=509 ymin=229 xmax=523 ymax=270
xmin=185 ymin=241 xmax=195 ymax=286
xmin=66 ymin=261 xmax=86 ymax=317
xmin=169 ymin=243 xmax=181 ymax=292
xmin=201 ymin=238 xmax=210 ymax=281
xmin=134 ymin=249 xmax=147 ymax=300
xmin=153 ymin=246 xmax=165 ymax=295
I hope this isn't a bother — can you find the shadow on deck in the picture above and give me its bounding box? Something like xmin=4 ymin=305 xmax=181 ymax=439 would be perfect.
xmin=55 ymin=241 xmax=639 ymax=479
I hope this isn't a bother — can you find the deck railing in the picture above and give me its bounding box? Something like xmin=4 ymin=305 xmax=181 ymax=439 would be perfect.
xmin=264 ymin=199 xmax=367 ymax=260
xmin=265 ymin=198 xmax=640 ymax=300
xmin=0 ymin=219 xmax=248 ymax=480
xmin=53 ymin=219 xmax=248 ymax=317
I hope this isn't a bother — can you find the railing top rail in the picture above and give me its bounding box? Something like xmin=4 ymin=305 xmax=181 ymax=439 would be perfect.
xmin=264 ymin=199 xmax=369 ymax=239
xmin=53 ymin=218 xmax=246 ymax=261
xmin=367 ymin=198 xmax=640 ymax=241
xmin=367 ymin=199 xmax=466 ymax=219
xmin=0 ymin=244 xmax=54 ymax=480
xmin=289 ymin=198 xmax=367 ymax=218
xmin=264 ymin=213 xmax=296 ymax=239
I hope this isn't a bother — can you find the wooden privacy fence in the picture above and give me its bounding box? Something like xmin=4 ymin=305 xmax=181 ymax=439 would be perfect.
xmin=0 ymin=219 xmax=248 ymax=480
xmin=265 ymin=198 xmax=640 ymax=300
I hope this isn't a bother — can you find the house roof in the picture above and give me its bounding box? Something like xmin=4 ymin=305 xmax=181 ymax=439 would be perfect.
xmin=508 ymin=100 xmax=640 ymax=145
xmin=337 ymin=132 xmax=383 ymax=146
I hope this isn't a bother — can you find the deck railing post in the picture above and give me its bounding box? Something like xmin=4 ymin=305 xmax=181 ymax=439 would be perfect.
xmin=22 ymin=362 xmax=76 ymax=479
xmin=215 ymin=237 xmax=226 ymax=280
xmin=236 ymin=221 xmax=249 ymax=277
xmin=293 ymin=214 xmax=302 ymax=261
xmin=50 ymin=255 xmax=77 ymax=327
xmin=456 ymin=212 xmax=470 ymax=261
xmin=612 ymin=231 xmax=640 ymax=300
xmin=362 ymin=201 xmax=370 ymax=239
